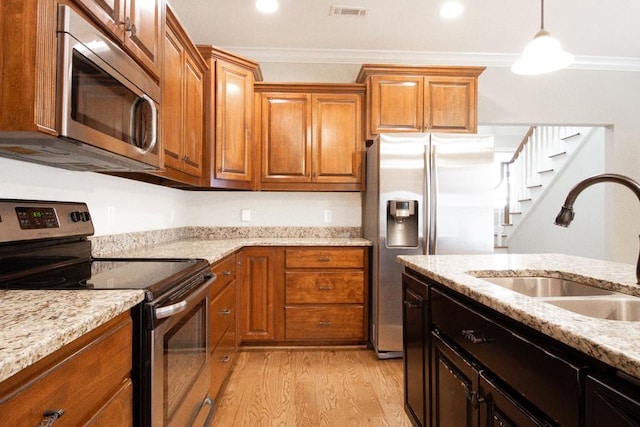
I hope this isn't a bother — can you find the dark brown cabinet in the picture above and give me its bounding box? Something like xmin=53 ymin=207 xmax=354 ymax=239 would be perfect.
xmin=402 ymin=272 xmax=430 ymax=427
xmin=585 ymin=374 xmax=640 ymax=426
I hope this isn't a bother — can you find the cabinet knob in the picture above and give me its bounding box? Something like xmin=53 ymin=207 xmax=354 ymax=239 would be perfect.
xmin=461 ymin=329 xmax=494 ymax=344
xmin=219 ymin=308 xmax=231 ymax=316
xmin=222 ymin=270 xmax=232 ymax=276
xmin=318 ymin=321 xmax=332 ymax=327
xmin=40 ymin=409 xmax=64 ymax=427
xmin=219 ymin=355 xmax=231 ymax=363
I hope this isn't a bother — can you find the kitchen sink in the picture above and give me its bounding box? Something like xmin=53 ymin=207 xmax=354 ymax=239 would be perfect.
xmin=544 ymin=297 xmax=640 ymax=321
xmin=476 ymin=275 xmax=613 ymax=298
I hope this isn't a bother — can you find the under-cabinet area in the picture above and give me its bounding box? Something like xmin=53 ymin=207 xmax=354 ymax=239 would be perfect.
xmin=399 ymin=254 xmax=640 ymax=427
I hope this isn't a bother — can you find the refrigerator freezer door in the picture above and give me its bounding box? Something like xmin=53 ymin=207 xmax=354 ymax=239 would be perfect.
xmin=369 ymin=134 xmax=430 ymax=357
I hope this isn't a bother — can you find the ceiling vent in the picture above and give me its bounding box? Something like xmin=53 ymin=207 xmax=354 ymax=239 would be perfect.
xmin=329 ymin=6 xmax=369 ymax=17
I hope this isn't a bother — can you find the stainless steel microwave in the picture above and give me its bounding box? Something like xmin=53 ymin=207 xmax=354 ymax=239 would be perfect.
xmin=0 ymin=5 xmax=161 ymax=172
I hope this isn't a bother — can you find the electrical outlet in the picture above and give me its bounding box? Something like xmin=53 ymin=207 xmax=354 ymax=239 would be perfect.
xmin=324 ymin=210 xmax=332 ymax=223
xmin=241 ymin=209 xmax=251 ymax=222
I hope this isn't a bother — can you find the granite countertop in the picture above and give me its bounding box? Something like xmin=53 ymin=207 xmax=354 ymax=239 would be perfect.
xmin=107 ymin=237 xmax=372 ymax=263
xmin=397 ymin=253 xmax=640 ymax=379
xmin=0 ymin=290 xmax=144 ymax=383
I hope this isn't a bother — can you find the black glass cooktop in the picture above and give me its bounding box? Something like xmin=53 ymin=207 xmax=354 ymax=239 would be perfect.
xmin=0 ymin=257 xmax=208 ymax=299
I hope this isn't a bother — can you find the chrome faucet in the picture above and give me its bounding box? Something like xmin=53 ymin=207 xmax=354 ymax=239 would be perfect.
xmin=554 ymin=173 xmax=640 ymax=284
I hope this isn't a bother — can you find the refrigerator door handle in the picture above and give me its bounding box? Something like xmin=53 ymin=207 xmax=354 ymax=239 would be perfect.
xmin=424 ymin=144 xmax=430 ymax=255
xmin=428 ymin=142 xmax=438 ymax=255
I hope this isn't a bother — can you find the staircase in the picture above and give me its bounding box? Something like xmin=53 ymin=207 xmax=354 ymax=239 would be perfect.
xmin=494 ymin=125 xmax=595 ymax=252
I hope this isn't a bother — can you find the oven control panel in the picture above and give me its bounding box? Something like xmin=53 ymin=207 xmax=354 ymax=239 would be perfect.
xmin=0 ymin=199 xmax=94 ymax=243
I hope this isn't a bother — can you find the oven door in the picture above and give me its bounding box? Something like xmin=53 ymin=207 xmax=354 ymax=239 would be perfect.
xmin=150 ymin=277 xmax=214 ymax=426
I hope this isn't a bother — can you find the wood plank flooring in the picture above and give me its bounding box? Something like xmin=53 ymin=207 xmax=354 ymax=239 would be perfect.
xmin=211 ymin=349 xmax=412 ymax=426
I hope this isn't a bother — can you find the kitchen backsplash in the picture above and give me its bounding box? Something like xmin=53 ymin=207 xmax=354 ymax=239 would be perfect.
xmin=91 ymin=226 xmax=362 ymax=256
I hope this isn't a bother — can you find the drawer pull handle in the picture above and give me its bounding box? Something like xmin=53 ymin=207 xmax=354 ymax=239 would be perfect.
xmin=219 ymin=308 xmax=231 ymax=316
xmin=40 ymin=409 xmax=64 ymax=427
xmin=222 ymin=270 xmax=232 ymax=276
xmin=403 ymin=300 xmax=422 ymax=309
xmin=462 ymin=329 xmax=494 ymax=344
xmin=318 ymin=321 xmax=332 ymax=327
xmin=318 ymin=286 xmax=332 ymax=291
xmin=219 ymin=355 xmax=231 ymax=363
xmin=318 ymin=257 xmax=331 ymax=262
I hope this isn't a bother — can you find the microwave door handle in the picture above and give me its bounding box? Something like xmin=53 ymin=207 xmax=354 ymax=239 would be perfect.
xmin=130 ymin=94 xmax=158 ymax=155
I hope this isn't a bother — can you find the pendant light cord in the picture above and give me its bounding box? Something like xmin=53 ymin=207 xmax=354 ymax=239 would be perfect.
xmin=540 ymin=0 xmax=545 ymax=31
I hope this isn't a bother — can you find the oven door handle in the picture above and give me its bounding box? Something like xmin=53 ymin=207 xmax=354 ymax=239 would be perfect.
xmin=155 ymin=300 xmax=188 ymax=319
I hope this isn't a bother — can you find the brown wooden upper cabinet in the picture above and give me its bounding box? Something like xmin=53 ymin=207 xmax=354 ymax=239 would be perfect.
xmin=74 ymin=0 xmax=164 ymax=79
xmin=255 ymin=83 xmax=365 ymax=192
xmin=356 ymin=65 xmax=485 ymax=139
xmin=154 ymin=6 xmax=206 ymax=185
xmin=198 ymin=46 xmax=263 ymax=190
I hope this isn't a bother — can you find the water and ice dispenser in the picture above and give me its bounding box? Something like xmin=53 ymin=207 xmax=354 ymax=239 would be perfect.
xmin=386 ymin=200 xmax=418 ymax=247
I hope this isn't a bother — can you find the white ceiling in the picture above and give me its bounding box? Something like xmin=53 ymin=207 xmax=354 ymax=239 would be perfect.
xmin=167 ymin=0 xmax=640 ymax=72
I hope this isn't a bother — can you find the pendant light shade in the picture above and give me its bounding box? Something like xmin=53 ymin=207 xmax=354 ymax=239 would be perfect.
xmin=512 ymin=0 xmax=574 ymax=75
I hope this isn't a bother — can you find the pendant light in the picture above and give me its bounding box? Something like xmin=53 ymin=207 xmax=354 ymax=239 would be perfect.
xmin=511 ymin=0 xmax=574 ymax=75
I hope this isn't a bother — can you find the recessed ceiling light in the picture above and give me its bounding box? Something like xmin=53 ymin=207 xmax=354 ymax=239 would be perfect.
xmin=256 ymin=0 xmax=279 ymax=14
xmin=440 ymin=1 xmax=464 ymax=19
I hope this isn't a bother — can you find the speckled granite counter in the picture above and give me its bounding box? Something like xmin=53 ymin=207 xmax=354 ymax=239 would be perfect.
xmin=107 ymin=237 xmax=372 ymax=263
xmin=397 ymin=253 xmax=640 ymax=379
xmin=0 ymin=290 xmax=144 ymax=383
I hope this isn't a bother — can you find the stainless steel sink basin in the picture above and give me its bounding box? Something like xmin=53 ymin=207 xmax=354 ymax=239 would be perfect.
xmin=544 ymin=297 xmax=640 ymax=321
xmin=478 ymin=276 xmax=613 ymax=298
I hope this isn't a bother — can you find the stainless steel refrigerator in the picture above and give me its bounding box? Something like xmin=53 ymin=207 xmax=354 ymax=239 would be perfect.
xmin=363 ymin=133 xmax=494 ymax=358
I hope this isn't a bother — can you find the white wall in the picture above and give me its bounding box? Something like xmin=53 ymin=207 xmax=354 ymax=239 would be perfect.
xmin=2 ymin=62 xmax=640 ymax=264
xmin=507 ymin=128 xmax=607 ymax=258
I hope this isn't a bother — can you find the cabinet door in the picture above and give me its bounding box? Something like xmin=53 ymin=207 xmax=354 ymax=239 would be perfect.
xmin=479 ymin=372 xmax=553 ymax=427
xmin=161 ymin=26 xmax=184 ymax=171
xmin=424 ymin=76 xmax=477 ymax=133
xmin=585 ymin=374 xmax=640 ymax=427
xmin=312 ymin=93 xmax=363 ymax=184
xmin=431 ymin=332 xmax=479 ymax=427
xmin=74 ymin=0 xmax=126 ymax=39
xmin=261 ymin=93 xmax=312 ymax=183
xmin=402 ymin=273 xmax=429 ymax=427
xmin=123 ymin=0 xmax=162 ymax=77
xmin=369 ymin=75 xmax=424 ymax=134
xmin=215 ymin=61 xmax=254 ymax=182
xmin=237 ymin=247 xmax=279 ymax=342
xmin=182 ymin=53 xmax=204 ymax=177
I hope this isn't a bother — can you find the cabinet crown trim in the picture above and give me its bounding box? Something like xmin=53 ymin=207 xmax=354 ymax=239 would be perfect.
xmin=356 ymin=64 xmax=486 ymax=82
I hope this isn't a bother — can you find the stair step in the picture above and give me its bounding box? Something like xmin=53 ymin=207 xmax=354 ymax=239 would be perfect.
xmin=549 ymin=151 xmax=567 ymax=158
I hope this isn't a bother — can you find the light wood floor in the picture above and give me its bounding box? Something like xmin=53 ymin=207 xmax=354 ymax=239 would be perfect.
xmin=211 ymin=348 xmax=413 ymax=427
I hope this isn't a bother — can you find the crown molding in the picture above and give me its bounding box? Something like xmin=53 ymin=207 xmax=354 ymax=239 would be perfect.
xmin=220 ymin=47 xmax=640 ymax=72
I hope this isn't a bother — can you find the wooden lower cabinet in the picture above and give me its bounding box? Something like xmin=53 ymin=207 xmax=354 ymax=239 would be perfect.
xmin=209 ymin=253 xmax=238 ymax=399
xmin=0 ymin=312 xmax=133 ymax=426
xmin=237 ymin=246 xmax=369 ymax=345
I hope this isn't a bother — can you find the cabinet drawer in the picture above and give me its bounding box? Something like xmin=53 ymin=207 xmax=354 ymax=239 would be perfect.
xmin=210 ymin=254 xmax=237 ymax=294
xmin=210 ymin=282 xmax=236 ymax=349
xmin=431 ymin=288 xmax=582 ymax=427
xmin=210 ymin=324 xmax=237 ymax=398
xmin=285 ymin=248 xmax=365 ymax=269
xmin=286 ymin=271 xmax=364 ymax=303
xmin=285 ymin=306 xmax=364 ymax=340
xmin=0 ymin=314 xmax=132 ymax=426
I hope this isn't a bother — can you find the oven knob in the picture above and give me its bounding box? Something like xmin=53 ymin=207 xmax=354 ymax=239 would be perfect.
xmin=70 ymin=211 xmax=82 ymax=222
xmin=80 ymin=211 xmax=91 ymax=222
